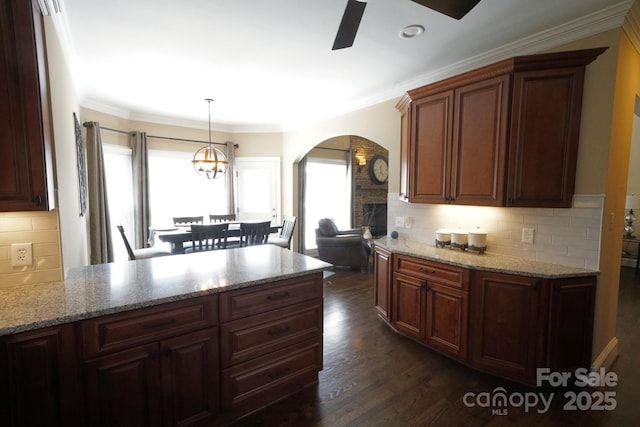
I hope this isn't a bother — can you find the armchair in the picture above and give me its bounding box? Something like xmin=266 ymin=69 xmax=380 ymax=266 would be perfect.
xmin=315 ymin=218 xmax=371 ymax=269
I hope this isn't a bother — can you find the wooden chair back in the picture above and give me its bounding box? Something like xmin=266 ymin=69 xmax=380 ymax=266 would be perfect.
xmin=173 ymin=216 xmax=204 ymax=226
xmin=116 ymin=225 xmax=136 ymax=260
xmin=209 ymin=214 xmax=236 ymax=223
xmin=190 ymin=223 xmax=229 ymax=251
xmin=277 ymin=216 xmax=296 ymax=249
xmin=239 ymin=221 xmax=271 ymax=247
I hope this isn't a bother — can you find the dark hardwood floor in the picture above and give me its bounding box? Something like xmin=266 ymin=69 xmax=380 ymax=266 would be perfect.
xmin=231 ymin=267 xmax=640 ymax=426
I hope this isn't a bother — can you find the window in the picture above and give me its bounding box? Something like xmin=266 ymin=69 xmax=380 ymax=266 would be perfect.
xmin=304 ymin=157 xmax=351 ymax=251
xmin=147 ymin=149 xmax=228 ymax=226
xmin=103 ymin=144 xmax=134 ymax=262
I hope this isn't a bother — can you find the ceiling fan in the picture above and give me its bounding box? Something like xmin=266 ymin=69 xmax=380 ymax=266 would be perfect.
xmin=332 ymin=0 xmax=482 ymax=50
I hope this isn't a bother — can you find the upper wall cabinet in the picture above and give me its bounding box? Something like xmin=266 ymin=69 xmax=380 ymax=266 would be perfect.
xmin=397 ymin=47 xmax=606 ymax=208
xmin=0 ymin=0 xmax=54 ymax=211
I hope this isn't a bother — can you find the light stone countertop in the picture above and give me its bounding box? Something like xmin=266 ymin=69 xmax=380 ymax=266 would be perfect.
xmin=374 ymin=237 xmax=599 ymax=279
xmin=0 ymin=245 xmax=332 ymax=336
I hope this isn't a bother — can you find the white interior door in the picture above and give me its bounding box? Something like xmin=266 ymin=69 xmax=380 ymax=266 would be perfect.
xmin=235 ymin=157 xmax=280 ymax=224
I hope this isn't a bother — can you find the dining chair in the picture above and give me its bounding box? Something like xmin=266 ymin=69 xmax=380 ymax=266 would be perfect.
xmin=116 ymin=225 xmax=172 ymax=261
xmin=187 ymin=223 xmax=229 ymax=252
xmin=173 ymin=216 xmax=204 ymax=226
xmin=239 ymin=221 xmax=272 ymax=247
xmin=269 ymin=215 xmax=296 ymax=249
xmin=209 ymin=214 xmax=236 ymax=223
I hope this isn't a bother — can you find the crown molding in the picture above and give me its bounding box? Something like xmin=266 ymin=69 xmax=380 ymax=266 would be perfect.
xmin=623 ymin=1 xmax=640 ymax=54
xmin=64 ymin=1 xmax=633 ymax=133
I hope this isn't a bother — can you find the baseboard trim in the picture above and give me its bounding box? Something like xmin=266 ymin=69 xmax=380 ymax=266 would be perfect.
xmin=591 ymin=337 xmax=619 ymax=371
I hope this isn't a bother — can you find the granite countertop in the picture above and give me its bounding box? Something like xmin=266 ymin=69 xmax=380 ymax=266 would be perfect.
xmin=0 ymin=245 xmax=332 ymax=336
xmin=374 ymin=237 xmax=599 ymax=279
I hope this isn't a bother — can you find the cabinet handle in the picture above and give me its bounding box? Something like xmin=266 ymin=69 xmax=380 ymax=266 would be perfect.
xmin=419 ymin=281 xmax=427 ymax=289
xmin=35 ymin=195 xmax=42 ymax=206
xmin=267 ymin=291 xmax=290 ymax=301
xmin=267 ymin=325 xmax=291 ymax=336
xmin=417 ymin=267 xmax=435 ymax=274
xmin=267 ymin=367 xmax=291 ymax=379
xmin=143 ymin=318 xmax=177 ymax=329
xmin=150 ymin=351 xmax=158 ymax=361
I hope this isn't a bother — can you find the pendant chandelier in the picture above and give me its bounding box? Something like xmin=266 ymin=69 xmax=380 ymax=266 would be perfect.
xmin=192 ymin=98 xmax=228 ymax=179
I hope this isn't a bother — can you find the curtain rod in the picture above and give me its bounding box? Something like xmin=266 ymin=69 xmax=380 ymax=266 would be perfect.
xmin=82 ymin=122 xmax=237 ymax=148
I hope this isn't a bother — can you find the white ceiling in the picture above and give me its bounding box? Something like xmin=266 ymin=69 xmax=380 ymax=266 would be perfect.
xmin=56 ymin=0 xmax=631 ymax=132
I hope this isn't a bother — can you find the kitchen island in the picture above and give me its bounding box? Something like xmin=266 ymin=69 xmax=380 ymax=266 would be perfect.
xmin=373 ymin=237 xmax=599 ymax=385
xmin=0 ymin=245 xmax=332 ymax=426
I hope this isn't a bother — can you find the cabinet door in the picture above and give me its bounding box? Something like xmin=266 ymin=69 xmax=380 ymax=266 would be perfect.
xmin=507 ymin=68 xmax=585 ymax=207
xmin=409 ymin=90 xmax=454 ymax=203
xmin=84 ymin=343 xmax=162 ymax=427
xmin=470 ymin=271 xmax=543 ymax=383
xmin=374 ymin=247 xmax=392 ymax=321
xmin=2 ymin=324 xmax=80 ymax=427
xmin=547 ymin=276 xmax=596 ymax=371
xmin=0 ymin=0 xmax=53 ymax=211
xmin=425 ymin=283 xmax=468 ymax=360
xmin=161 ymin=328 xmax=219 ymax=427
xmin=451 ymin=75 xmax=510 ymax=206
xmin=392 ymin=273 xmax=425 ymax=340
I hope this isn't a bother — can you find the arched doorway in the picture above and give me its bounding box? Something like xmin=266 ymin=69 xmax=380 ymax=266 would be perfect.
xmin=298 ymin=135 xmax=388 ymax=256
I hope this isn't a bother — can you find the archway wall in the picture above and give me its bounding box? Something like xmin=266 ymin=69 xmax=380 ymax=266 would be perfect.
xmin=282 ymin=98 xmax=401 ymax=235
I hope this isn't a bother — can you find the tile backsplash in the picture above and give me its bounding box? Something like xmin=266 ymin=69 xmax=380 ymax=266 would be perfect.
xmin=387 ymin=194 xmax=603 ymax=270
xmin=0 ymin=210 xmax=63 ymax=288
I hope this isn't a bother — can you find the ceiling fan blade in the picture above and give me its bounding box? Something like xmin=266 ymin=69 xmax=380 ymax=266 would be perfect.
xmin=410 ymin=0 xmax=481 ymax=20
xmin=332 ymin=0 xmax=367 ymax=50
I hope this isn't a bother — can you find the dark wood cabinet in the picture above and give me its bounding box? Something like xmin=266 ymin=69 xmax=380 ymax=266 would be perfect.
xmin=0 ymin=273 xmax=324 ymax=425
xmin=397 ymin=47 xmax=606 ymax=207
xmin=1 ymin=324 xmax=80 ymax=427
xmin=374 ymin=246 xmax=391 ymax=321
xmin=470 ymin=271 xmax=543 ymax=383
xmin=425 ymin=282 xmax=468 ymax=360
xmin=392 ymin=272 xmax=425 ymax=340
xmin=84 ymin=342 xmax=163 ymax=427
xmin=84 ymin=328 xmax=219 ymax=427
xmin=375 ymin=250 xmax=597 ymax=385
xmin=80 ymin=296 xmax=220 ymax=426
xmin=391 ymin=254 xmax=470 ymax=359
xmin=218 ymin=274 xmax=323 ymax=417
xmin=0 ymin=0 xmax=54 ymax=211
xmin=547 ymin=276 xmax=596 ymax=371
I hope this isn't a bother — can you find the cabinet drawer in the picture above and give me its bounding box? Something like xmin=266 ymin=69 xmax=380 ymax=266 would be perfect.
xmin=81 ymin=295 xmax=217 ymax=357
xmin=220 ymin=300 xmax=322 ymax=368
xmin=219 ymin=274 xmax=323 ymax=322
xmin=221 ymin=338 xmax=322 ymax=413
xmin=395 ymin=255 xmax=468 ymax=289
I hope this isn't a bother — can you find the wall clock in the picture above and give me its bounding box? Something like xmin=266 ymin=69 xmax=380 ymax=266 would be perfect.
xmin=369 ymin=155 xmax=388 ymax=184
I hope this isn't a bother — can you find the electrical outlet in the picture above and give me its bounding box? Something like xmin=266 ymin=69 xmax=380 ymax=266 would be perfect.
xmin=521 ymin=228 xmax=535 ymax=244
xmin=395 ymin=216 xmax=405 ymax=227
xmin=11 ymin=243 xmax=33 ymax=267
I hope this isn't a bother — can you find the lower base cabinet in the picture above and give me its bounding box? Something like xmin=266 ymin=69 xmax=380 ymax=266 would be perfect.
xmin=0 ymin=324 xmax=80 ymax=427
xmin=84 ymin=328 xmax=219 ymax=427
xmin=470 ymin=271 xmax=543 ymax=383
xmin=375 ymin=247 xmax=597 ymax=385
xmin=0 ymin=273 xmax=324 ymax=426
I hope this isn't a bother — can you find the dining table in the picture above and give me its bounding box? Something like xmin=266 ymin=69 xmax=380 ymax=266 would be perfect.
xmin=149 ymin=222 xmax=281 ymax=254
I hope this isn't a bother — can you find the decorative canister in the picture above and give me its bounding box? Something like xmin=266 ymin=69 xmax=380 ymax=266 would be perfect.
xmin=435 ymin=228 xmax=451 ymax=247
xmin=468 ymin=227 xmax=488 ymax=253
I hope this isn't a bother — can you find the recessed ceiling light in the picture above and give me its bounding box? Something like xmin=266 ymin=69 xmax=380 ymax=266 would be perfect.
xmin=399 ymin=24 xmax=425 ymax=39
